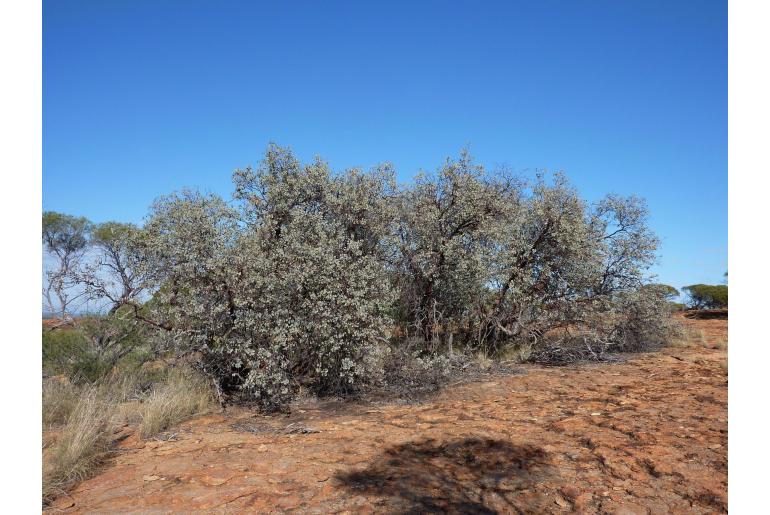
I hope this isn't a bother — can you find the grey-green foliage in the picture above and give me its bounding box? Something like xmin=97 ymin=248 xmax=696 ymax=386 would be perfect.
xmin=140 ymin=146 xmax=395 ymax=409
xmin=484 ymin=174 xmax=601 ymax=347
xmin=642 ymin=284 xmax=680 ymax=302
xmin=390 ymin=164 xmax=668 ymax=358
xmin=60 ymin=144 xmax=672 ymax=409
xmin=389 ymin=151 xmax=507 ymax=352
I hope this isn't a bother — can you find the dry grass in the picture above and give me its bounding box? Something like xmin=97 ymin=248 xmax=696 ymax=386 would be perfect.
xmin=693 ymin=329 xmax=708 ymax=347
xmin=42 ymin=366 xmax=214 ymax=505
xmin=668 ymin=333 xmax=693 ymax=348
xmin=474 ymin=350 xmax=493 ymax=370
xmin=665 ymin=318 xmax=692 ymax=348
xmin=501 ymin=342 xmax=533 ymax=363
xmin=669 ymin=340 xmax=691 ymax=349
xmin=42 ymin=378 xmax=80 ymax=427
xmin=669 ymin=325 xmax=710 ymax=349
xmin=137 ymin=368 xmax=213 ymax=439
xmin=43 ymin=388 xmax=115 ymax=504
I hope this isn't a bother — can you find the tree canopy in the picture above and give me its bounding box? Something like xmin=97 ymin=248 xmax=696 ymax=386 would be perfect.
xmin=682 ymin=284 xmax=728 ymax=309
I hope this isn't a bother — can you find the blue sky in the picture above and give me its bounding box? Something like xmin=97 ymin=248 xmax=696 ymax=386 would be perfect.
xmin=43 ymin=0 xmax=727 ymax=291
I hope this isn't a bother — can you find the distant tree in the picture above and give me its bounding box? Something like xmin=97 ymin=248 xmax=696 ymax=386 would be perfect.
xmin=682 ymin=284 xmax=728 ymax=309
xmin=709 ymin=284 xmax=728 ymax=307
xmin=74 ymin=221 xmax=152 ymax=315
xmin=668 ymin=302 xmax=688 ymax=312
xmin=642 ymin=284 xmax=680 ymax=301
xmin=42 ymin=211 xmax=92 ymax=322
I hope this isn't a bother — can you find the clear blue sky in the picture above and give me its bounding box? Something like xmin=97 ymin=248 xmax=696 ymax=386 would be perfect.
xmin=43 ymin=0 xmax=727 ymax=291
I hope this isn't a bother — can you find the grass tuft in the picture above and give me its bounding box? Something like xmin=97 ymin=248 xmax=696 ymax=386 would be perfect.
xmin=137 ymin=368 xmax=213 ymax=439
xmin=42 ymin=366 xmax=214 ymax=505
xmin=501 ymin=342 xmax=533 ymax=363
xmin=43 ymin=388 xmax=115 ymax=504
xmin=42 ymin=378 xmax=81 ymax=427
xmin=474 ymin=350 xmax=493 ymax=370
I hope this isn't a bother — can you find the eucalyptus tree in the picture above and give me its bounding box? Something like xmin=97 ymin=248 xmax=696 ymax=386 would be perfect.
xmin=74 ymin=221 xmax=153 ymax=315
xmin=682 ymin=284 xmax=728 ymax=309
xmin=42 ymin=211 xmax=92 ymax=322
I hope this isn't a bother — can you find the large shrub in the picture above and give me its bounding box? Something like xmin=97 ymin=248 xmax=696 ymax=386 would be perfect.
xmin=137 ymin=146 xmax=395 ymax=410
xmin=390 ymin=165 xmax=666 ymax=359
xmin=388 ymin=151 xmax=506 ymax=353
xmin=46 ymin=145 xmax=676 ymax=410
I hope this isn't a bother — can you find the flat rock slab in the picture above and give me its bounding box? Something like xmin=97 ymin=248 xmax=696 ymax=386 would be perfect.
xmin=46 ymin=320 xmax=728 ymax=514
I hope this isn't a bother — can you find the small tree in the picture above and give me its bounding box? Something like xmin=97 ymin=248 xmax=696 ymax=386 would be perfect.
xmin=74 ymin=221 xmax=152 ymax=314
xmin=42 ymin=212 xmax=92 ymax=323
xmin=708 ymin=285 xmax=728 ymax=308
xmin=682 ymin=284 xmax=728 ymax=309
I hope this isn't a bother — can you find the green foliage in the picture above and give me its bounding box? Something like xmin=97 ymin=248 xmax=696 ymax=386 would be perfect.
xmin=643 ymin=283 xmax=680 ymax=301
xmin=42 ymin=314 xmax=152 ymax=384
xmin=42 ymin=211 xmax=93 ymax=319
xmin=42 ymin=212 xmax=91 ymax=257
xmin=682 ymin=284 xmax=728 ymax=309
xmin=91 ymin=221 xmax=136 ymax=244
xmin=78 ymin=221 xmax=153 ymax=314
xmin=42 ymin=328 xmax=98 ymax=381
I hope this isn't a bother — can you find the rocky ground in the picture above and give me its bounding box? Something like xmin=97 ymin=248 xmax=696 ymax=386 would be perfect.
xmin=47 ymin=316 xmax=727 ymax=514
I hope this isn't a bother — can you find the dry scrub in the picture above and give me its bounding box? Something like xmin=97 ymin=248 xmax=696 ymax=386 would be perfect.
xmin=138 ymin=368 xmax=214 ymax=438
xmin=42 ymin=379 xmax=80 ymax=427
xmin=43 ymin=317 xmax=729 ymax=514
xmin=43 ymin=389 xmax=115 ymax=503
xmin=42 ymin=367 xmax=213 ymax=505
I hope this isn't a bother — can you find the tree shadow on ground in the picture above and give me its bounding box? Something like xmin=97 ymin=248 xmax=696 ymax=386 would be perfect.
xmin=335 ymin=437 xmax=557 ymax=514
xmin=684 ymin=309 xmax=727 ymax=320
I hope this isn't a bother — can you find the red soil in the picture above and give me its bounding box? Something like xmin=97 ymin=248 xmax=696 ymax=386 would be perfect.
xmin=46 ymin=317 xmax=727 ymax=514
